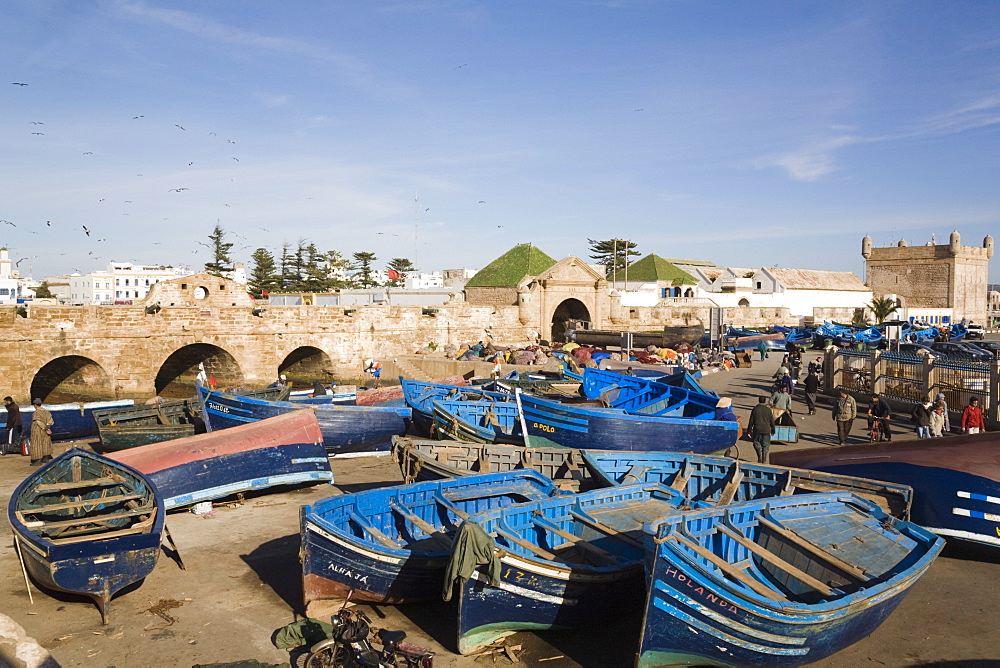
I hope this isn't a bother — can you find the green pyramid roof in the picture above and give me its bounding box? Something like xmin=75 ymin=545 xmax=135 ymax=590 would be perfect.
xmin=613 ymin=254 xmax=696 ymax=285
xmin=465 ymin=244 xmax=558 ymax=288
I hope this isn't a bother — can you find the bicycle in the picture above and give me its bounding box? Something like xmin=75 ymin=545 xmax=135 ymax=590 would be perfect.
xmin=869 ymin=417 xmax=889 ymax=443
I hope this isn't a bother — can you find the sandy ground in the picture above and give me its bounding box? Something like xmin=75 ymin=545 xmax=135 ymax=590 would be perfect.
xmin=2 ymin=355 xmax=1000 ymax=667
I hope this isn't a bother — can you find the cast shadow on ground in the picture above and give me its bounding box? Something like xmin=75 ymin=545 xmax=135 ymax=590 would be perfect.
xmin=334 ymin=480 xmax=405 ymax=494
xmin=241 ymin=533 xmax=303 ymax=613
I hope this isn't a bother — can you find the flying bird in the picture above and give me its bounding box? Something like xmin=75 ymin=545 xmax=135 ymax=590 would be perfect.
xmin=259 ymin=227 xmax=269 ymax=232
xmin=232 ymin=157 xmax=239 ymax=162
xmin=31 ymin=132 xmax=44 ymax=135
xmin=175 ymin=124 xmax=186 ymax=130
xmin=124 ymin=200 xmax=133 ymax=203
xmin=133 ymin=115 xmax=144 ymax=119
xmin=209 ymin=132 xmax=217 ymax=136
xmin=168 ymin=188 xmax=189 ymax=192
xmin=454 ymin=64 xmax=467 ymax=69
xmin=3 ymin=220 xmax=15 ymax=227
xmin=188 ymin=162 xmax=193 ymax=166
xmin=29 ymin=121 xmax=43 ymax=125
xmin=478 ymin=200 xmax=486 ymax=204
xmin=83 ymin=151 xmax=93 ymax=155
xmin=136 ymin=173 xmax=143 ymax=176
xmin=227 ymin=139 xmax=236 ymax=143
xmin=83 ymin=225 xmax=90 ymax=236
xmin=11 ymin=82 xmax=28 ymax=86
xmin=46 ymin=220 xmax=51 ymax=226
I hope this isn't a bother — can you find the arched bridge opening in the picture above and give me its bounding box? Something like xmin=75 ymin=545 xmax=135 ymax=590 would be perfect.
xmin=278 ymin=347 xmax=334 ymax=386
xmin=155 ymin=344 xmax=243 ymax=398
xmin=30 ymin=356 xmax=114 ymax=403
xmin=551 ymin=299 xmax=591 ymax=343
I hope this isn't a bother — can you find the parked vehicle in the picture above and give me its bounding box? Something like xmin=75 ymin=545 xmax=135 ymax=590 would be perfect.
xmin=928 ymin=341 xmax=993 ymax=362
xmin=890 ymin=342 xmax=935 ymax=357
xmin=968 ymin=340 xmax=1000 ymax=357
xmin=965 ymin=322 xmax=985 ymax=340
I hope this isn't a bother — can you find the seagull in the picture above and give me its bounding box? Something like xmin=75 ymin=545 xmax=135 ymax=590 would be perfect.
xmin=153 ymin=242 xmax=162 ymax=245
xmin=168 ymin=188 xmax=189 ymax=192
xmin=478 ymin=200 xmax=486 ymax=204
xmin=46 ymin=220 xmax=51 ymax=226
xmin=12 ymin=82 xmax=28 ymax=86
xmin=98 ymin=238 xmax=106 ymax=242
xmin=635 ymin=108 xmax=644 ymax=112
xmin=83 ymin=151 xmax=93 ymax=155
xmin=136 ymin=173 xmax=143 ymax=176
xmin=83 ymin=225 xmax=90 ymax=236
xmin=188 ymin=162 xmax=193 ymax=166
xmin=259 ymin=227 xmax=270 ymax=232
xmin=175 ymin=124 xmax=186 ymax=130
xmin=133 ymin=115 xmax=144 ymax=119
xmin=454 ymin=64 xmax=467 ymax=69
xmin=209 ymin=132 xmax=217 ymax=136
xmin=3 ymin=220 xmax=15 ymax=227
xmin=31 ymin=132 xmax=44 ymax=135
xmin=377 ymin=232 xmax=384 ymax=235
xmin=29 ymin=121 xmax=43 ymax=125
xmin=232 ymin=157 xmax=239 ymax=162
xmin=124 ymin=200 xmax=133 ymax=203
xmin=227 ymin=139 xmax=236 ymax=144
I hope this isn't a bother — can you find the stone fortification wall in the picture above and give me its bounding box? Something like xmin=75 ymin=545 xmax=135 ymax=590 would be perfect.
xmin=465 ymin=286 xmax=519 ymax=307
xmin=0 ymin=302 xmax=532 ymax=400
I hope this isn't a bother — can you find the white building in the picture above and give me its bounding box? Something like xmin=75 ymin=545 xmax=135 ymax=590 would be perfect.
xmin=0 ymin=249 xmax=21 ymax=304
xmin=68 ymin=261 xmax=189 ymax=304
xmin=404 ymin=271 xmax=444 ymax=289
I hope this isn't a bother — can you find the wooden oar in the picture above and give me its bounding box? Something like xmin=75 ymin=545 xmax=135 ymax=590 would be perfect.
xmin=11 ymin=531 xmax=33 ymax=604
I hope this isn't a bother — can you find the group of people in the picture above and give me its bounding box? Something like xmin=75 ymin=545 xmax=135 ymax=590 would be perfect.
xmin=2 ymin=396 xmax=54 ymax=465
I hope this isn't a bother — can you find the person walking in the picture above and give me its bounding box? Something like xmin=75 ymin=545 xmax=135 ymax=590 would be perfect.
xmin=802 ymin=370 xmax=820 ymax=415
xmin=961 ymin=397 xmax=986 ymax=435
xmin=832 ymin=390 xmax=856 ymax=446
xmin=867 ymin=393 xmax=893 ymax=442
xmin=757 ymin=340 xmax=768 ymax=361
xmin=929 ymin=403 xmax=946 ymax=437
xmin=4 ymin=396 xmax=22 ymax=455
xmin=769 ymin=386 xmax=792 ymax=412
xmin=747 ymin=396 xmax=777 ymax=464
xmin=911 ymin=400 xmax=933 ymax=439
xmin=935 ymin=393 xmax=950 ymax=433
xmin=28 ymin=398 xmax=54 ymax=465
xmin=779 ymin=372 xmax=795 ymax=395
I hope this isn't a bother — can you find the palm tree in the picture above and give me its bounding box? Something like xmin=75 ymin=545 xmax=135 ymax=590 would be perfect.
xmin=869 ymin=296 xmax=899 ymax=323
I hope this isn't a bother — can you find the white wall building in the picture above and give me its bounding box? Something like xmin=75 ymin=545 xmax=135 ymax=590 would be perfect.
xmin=68 ymin=261 xmax=189 ymax=304
xmin=0 ymin=249 xmax=20 ymax=304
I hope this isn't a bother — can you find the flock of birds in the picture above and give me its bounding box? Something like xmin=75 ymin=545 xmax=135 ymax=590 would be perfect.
xmin=8 ymin=74 xmax=504 ymax=280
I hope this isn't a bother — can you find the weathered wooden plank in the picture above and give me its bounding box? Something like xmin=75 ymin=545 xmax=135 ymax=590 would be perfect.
xmin=24 ymin=493 xmax=144 ymax=513
xmin=718 ymin=525 xmax=835 ymax=596
xmin=757 ymin=517 xmax=872 ymax=581
xmin=664 ymin=534 xmax=786 ymax=601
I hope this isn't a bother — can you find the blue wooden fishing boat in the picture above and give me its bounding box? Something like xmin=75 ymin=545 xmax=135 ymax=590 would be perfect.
xmin=454 ymin=483 xmax=687 ymax=655
xmin=196 ymin=386 xmax=411 ymax=455
xmin=300 ymin=470 xmax=558 ymax=607
xmin=400 ymin=377 xmax=503 ymax=436
xmin=581 ymin=450 xmax=912 ymax=519
xmin=0 ymin=399 xmax=135 ymax=442
xmin=773 ymin=432 xmax=1000 ymax=549
xmin=109 ymin=409 xmax=332 ymax=509
xmin=8 ymin=448 xmax=164 ymax=623
xmin=578 ymin=367 xmax=718 ymax=408
xmin=785 ymin=327 xmax=816 ymax=350
xmin=517 ymin=391 xmax=739 ymax=453
xmin=391 ymin=436 xmax=602 ymax=491
xmin=93 ymin=398 xmax=203 ymax=452
xmin=430 ymin=399 xmax=524 ymax=444
xmin=638 ymin=492 xmax=943 ymax=666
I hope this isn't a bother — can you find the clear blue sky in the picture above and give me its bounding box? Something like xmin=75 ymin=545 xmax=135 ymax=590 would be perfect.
xmin=3 ymin=1 xmax=998 ymax=282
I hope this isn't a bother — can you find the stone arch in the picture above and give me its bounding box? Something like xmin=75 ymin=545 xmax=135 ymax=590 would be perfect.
xmin=684 ymin=288 xmax=694 ymax=298
xmin=154 ymin=343 xmax=244 ymax=398
xmin=30 ymin=355 xmax=114 ymax=403
xmin=278 ymin=346 xmax=335 ymax=385
xmin=738 ymin=298 xmax=750 ymax=307
xmin=551 ymin=298 xmax=591 ymax=343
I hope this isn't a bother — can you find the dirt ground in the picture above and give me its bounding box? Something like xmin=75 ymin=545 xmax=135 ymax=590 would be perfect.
xmin=2 ymin=355 xmax=1000 ymax=667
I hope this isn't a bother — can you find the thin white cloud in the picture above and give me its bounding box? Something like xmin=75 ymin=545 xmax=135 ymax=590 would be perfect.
xmin=759 ymin=95 xmax=1000 ymax=182
xmin=112 ymin=1 xmax=407 ymax=98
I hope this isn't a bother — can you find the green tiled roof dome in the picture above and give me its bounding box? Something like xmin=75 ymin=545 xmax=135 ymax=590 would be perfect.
xmin=617 ymin=254 xmax=696 ymax=285
xmin=465 ymin=244 xmax=558 ymax=287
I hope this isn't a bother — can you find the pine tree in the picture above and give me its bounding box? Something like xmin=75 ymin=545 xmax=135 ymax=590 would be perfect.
xmin=204 ymin=224 xmax=234 ymax=276
xmin=588 ymin=238 xmax=639 ymax=281
xmin=350 ymin=251 xmax=378 ymax=288
xmin=248 ymin=248 xmax=278 ymax=297
xmin=34 ymin=282 xmax=54 ymax=298
xmin=386 ymin=258 xmax=416 ymax=287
